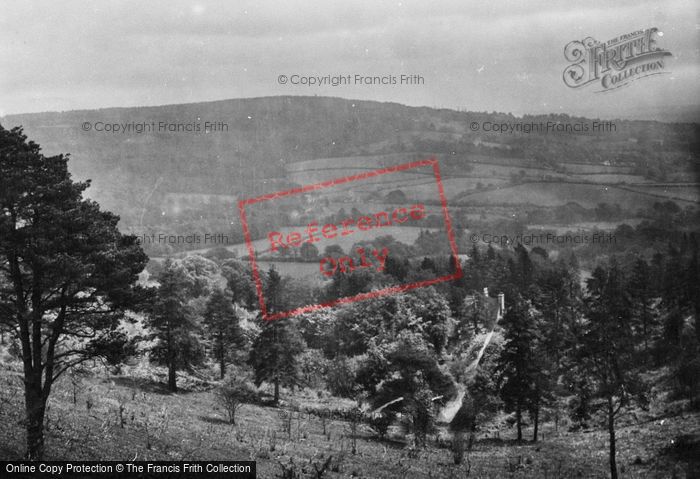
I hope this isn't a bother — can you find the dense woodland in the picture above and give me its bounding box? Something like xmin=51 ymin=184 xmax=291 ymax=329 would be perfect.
xmin=1 ymin=121 xmax=699 ymax=478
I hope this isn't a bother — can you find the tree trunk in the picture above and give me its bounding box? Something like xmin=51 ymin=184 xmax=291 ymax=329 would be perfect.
xmin=25 ymin=382 xmax=46 ymax=459
xmin=516 ymin=402 xmax=522 ymax=441
xmin=219 ymin=350 xmax=226 ymax=380
xmin=608 ymin=396 xmax=618 ymax=479
xmin=218 ymin=332 xmax=226 ymax=379
xmin=168 ymin=361 xmax=177 ymax=392
xmin=166 ymin=323 xmax=177 ymax=392
xmin=532 ymin=404 xmax=539 ymax=442
xmin=273 ymin=377 xmax=280 ymax=404
xmin=468 ymin=421 xmax=476 ymax=451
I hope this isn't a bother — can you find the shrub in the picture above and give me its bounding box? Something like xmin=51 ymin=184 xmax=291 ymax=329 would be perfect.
xmin=325 ymin=356 xmax=357 ymax=398
xmin=296 ymin=349 xmax=328 ymax=389
xmin=217 ymin=377 xmax=256 ymax=424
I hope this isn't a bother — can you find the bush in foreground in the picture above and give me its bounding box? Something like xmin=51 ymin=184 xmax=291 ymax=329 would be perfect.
xmin=217 ymin=376 xmax=257 ymax=425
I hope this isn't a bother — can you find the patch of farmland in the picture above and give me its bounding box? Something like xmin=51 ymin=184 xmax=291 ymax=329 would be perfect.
xmin=462 ymin=212 xmax=514 ymax=221
xmin=569 ymin=174 xmax=651 ymax=183
xmin=255 ymin=260 xmax=327 ymax=283
xmin=464 ymin=162 xmax=564 ymax=179
xmin=285 ymin=168 xmax=496 ymax=200
xmin=621 ymin=185 xmax=700 ymax=202
xmin=528 ymin=220 xmax=644 ymax=234
xmin=288 ymin=164 xmax=433 ymax=186
xmin=356 ymin=177 xmax=508 ymax=201
xmin=283 ymin=156 xmax=626 ymax=197
xmin=462 ymin=154 xmax=544 ymax=168
xmin=325 ymin=202 xmax=445 ymax=217
xmin=456 ymin=182 xmax=699 ymax=209
xmin=319 ymin=174 xmax=511 ymax=202
xmin=562 ymin=163 xmax=635 ymax=174
xmin=287 ymin=153 xmax=424 ymax=171
xmin=165 ymin=192 xmax=239 ymax=203
xmin=349 ymin=175 xmax=440 ymax=193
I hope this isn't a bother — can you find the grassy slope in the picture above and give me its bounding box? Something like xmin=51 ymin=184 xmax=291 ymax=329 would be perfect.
xmin=0 ymin=363 xmax=697 ymax=478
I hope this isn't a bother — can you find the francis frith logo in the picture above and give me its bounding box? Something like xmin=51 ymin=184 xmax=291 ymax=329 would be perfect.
xmin=563 ymin=27 xmax=671 ymax=92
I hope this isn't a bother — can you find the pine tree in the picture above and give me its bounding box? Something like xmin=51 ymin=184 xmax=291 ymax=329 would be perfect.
xmin=661 ymin=245 xmax=686 ymax=349
xmin=515 ymin=243 xmax=533 ymax=290
xmin=265 ymin=266 xmax=284 ymax=314
xmin=534 ymin=264 xmax=579 ymax=369
xmin=0 ymin=126 xmax=148 ymax=458
xmin=248 ymin=267 xmax=305 ymax=403
xmin=576 ymin=260 xmax=647 ymax=479
xmin=533 ymin=261 xmax=582 ymax=435
xmin=498 ymin=297 xmax=539 ymax=441
xmin=203 ymin=288 xmax=244 ymax=379
xmin=148 ymin=259 xmax=202 ymax=392
xmin=248 ymin=318 xmax=305 ymax=403
xmin=628 ymin=258 xmax=655 ymax=355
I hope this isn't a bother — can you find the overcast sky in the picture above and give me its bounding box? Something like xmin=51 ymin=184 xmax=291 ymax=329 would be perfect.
xmin=1 ymin=0 xmax=698 ymax=119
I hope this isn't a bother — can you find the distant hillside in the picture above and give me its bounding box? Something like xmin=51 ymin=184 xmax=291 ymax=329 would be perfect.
xmin=1 ymin=96 xmax=698 ymax=253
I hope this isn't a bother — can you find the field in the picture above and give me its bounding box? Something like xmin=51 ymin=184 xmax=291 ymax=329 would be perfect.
xmin=455 ymin=183 xmax=699 ymax=209
xmin=288 ymin=167 xmax=438 ymax=194
xmin=286 ymin=155 xmax=656 ymax=187
xmin=355 ymin=177 xmax=510 ymax=201
xmin=282 ymin=154 xmax=697 ymax=210
xmin=562 ymin=164 xmax=636 ymax=174
xmin=287 ymin=153 xmax=424 ymax=171
xmin=568 ymin=174 xmax=654 ymax=184
xmin=325 ymin=202 xmax=446 ymax=217
xmin=0 ymin=363 xmax=696 ymax=478
xmin=621 ymin=186 xmax=700 ymax=203
xmin=527 ymin=220 xmax=644 ymax=234
xmin=256 ymin=261 xmax=327 ymax=285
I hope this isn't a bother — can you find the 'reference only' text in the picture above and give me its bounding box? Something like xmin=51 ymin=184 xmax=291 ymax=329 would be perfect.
xmin=266 ymin=203 xmax=426 ymax=277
